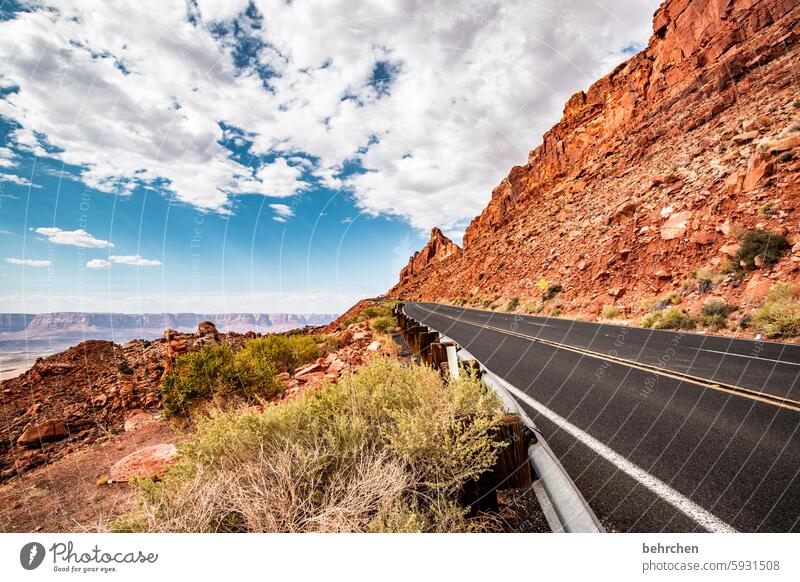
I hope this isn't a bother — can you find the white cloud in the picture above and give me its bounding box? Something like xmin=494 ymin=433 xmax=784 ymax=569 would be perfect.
xmin=252 ymin=159 xmax=308 ymax=198
xmin=270 ymin=203 xmax=294 ymax=218
xmin=0 ymin=0 xmax=660 ymax=231
xmin=5 ymin=258 xmax=51 ymax=267
xmin=0 ymin=229 xmax=13 ymax=235
xmin=0 ymin=147 xmax=15 ymax=168
xmin=0 ymin=173 xmax=39 ymax=188
xmin=86 ymin=259 xmax=111 ymax=269
xmin=87 ymin=255 xmax=162 ymax=268
xmin=34 ymin=227 xmax=113 ymax=248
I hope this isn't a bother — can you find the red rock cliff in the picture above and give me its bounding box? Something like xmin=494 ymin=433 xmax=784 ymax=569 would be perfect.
xmin=391 ymin=0 xmax=800 ymax=322
xmin=400 ymin=227 xmax=460 ymax=281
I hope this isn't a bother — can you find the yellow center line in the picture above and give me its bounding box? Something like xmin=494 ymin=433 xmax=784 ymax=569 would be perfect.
xmin=412 ymin=305 xmax=800 ymax=414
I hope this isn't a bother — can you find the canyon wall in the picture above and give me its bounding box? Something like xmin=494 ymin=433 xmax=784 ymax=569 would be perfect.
xmin=392 ymin=0 xmax=800 ymax=319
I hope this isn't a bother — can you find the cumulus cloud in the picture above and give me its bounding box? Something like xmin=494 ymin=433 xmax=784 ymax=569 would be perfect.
xmin=0 ymin=173 xmax=39 ymax=188
xmin=270 ymin=203 xmax=294 ymax=222
xmin=5 ymin=258 xmax=51 ymax=267
xmin=0 ymin=147 xmax=15 ymax=168
xmin=34 ymin=227 xmax=113 ymax=248
xmin=0 ymin=0 xmax=660 ymax=231
xmin=86 ymin=255 xmax=162 ymax=269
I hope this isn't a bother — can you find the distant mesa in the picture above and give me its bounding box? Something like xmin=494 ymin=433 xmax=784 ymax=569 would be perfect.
xmin=0 ymin=312 xmax=338 ymax=342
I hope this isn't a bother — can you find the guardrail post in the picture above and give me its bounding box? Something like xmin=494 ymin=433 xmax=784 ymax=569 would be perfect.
xmin=418 ymin=331 xmax=439 ymax=364
xmin=445 ymin=344 xmax=459 ymax=378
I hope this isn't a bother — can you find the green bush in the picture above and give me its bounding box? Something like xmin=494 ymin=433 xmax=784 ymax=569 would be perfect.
xmin=642 ymin=307 xmax=697 ymax=330
xmin=160 ymin=337 xmax=320 ymax=417
xmin=505 ymin=297 xmax=520 ymax=312
xmin=127 ymin=357 xmax=504 ymax=532
xmin=698 ymin=301 xmax=737 ymax=330
xmin=602 ymin=305 xmax=620 ymax=319
xmin=541 ymin=283 xmax=562 ymax=302
xmin=160 ymin=345 xmax=242 ymax=417
xmin=699 ymin=301 xmax=738 ymax=318
xmin=523 ymin=300 xmax=541 ymax=314
xmin=240 ymin=334 xmax=322 ymax=373
xmin=370 ymin=315 xmax=397 ymax=333
xmin=730 ymin=229 xmax=788 ymax=272
xmin=753 ymin=283 xmax=800 ymax=338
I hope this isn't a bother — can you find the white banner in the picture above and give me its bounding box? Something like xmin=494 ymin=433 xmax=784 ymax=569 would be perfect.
xmin=1 ymin=533 xmax=798 ymax=581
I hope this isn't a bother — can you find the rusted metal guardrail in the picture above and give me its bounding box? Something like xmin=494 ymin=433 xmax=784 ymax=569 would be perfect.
xmin=394 ymin=303 xmax=605 ymax=533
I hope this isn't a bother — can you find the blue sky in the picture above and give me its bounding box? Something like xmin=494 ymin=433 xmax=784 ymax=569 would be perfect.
xmin=0 ymin=0 xmax=659 ymax=313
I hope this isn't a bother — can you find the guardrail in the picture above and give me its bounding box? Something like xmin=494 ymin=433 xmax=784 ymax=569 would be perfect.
xmin=395 ymin=303 xmax=605 ymax=533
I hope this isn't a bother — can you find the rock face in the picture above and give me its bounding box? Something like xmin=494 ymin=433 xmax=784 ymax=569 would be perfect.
xmin=0 ymin=326 xmax=253 ymax=481
xmin=399 ymin=228 xmax=460 ymax=281
xmin=390 ymin=0 xmax=800 ymax=318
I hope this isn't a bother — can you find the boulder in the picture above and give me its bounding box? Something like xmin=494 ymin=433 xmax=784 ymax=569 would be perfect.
xmin=690 ymin=230 xmax=716 ymax=245
xmin=294 ymin=363 xmax=324 ymax=377
xmin=109 ymin=444 xmax=177 ymax=482
xmin=608 ymin=197 xmax=637 ymax=223
xmin=767 ymin=135 xmax=800 ymax=154
xmin=366 ymin=341 xmax=381 ymax=351
xmin=123 ymin=411 xmax=154 ymax=433
xmin=742 ymin=115 xmax=771 ymax=132
xmin=17 ymin=420 xmax=69 ymax=447
xmin=732 ymin=131 xmax=760 ymax=144
xmin=660 ymin=211 xmax=692 ymax=240
xmin=743 ymin=153 xmax=773 ymax=191
xmin=197 ymin=321 xmax=219 ymax=337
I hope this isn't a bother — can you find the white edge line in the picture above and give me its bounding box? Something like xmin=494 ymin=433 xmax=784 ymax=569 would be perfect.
xmin=502 ymin=383 xmax=738 ymax=534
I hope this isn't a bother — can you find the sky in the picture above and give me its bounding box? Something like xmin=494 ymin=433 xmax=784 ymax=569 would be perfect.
xmin=0 ymin=0 xmax=660 ymax=314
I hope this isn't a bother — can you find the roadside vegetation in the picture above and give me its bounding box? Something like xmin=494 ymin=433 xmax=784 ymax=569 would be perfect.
xmin=753 ymin=283 xmax=800 ymax=338
xmin=727 ymin=228 xmax=788 ymax=274
xmin=114 ymin=357 xmax=505 ymax=533
xmin=159 ymin=334 xmax=336 ymax=418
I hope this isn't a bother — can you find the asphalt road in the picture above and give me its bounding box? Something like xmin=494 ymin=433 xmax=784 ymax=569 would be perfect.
xmin=403 ymin=301 xmax=800 ymax=533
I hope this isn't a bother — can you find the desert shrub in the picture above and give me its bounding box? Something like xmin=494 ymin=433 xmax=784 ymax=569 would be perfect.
xmin=478 ymin=272 xmax=485 ymax=280
xmin=240 ymin=334 xmax=322 ymax=373
xmin=117 ymin=361 xmax=134 ymax=375
xmin=160 ymin=345 xmax=235 ymax=417
xmin=489 ymin=302 xmax=499 ymax=310
xmin=128 ymin=357 xmax=504 ymax=532
xmin=753 ymin=283 xmax=800 ymax=338
xmin=602 ymin=305 xmax=621 ymax=319
xmin=729 ymin=229 xmax=788 ymax=272
xmin=370 ymin=315 xmax=397 ymax=333
xmin=523 ymin=300 xmax=541 ymax=314
xmin=541 ymin=283 xmax=562 ymax=302
xmin=644 ymin=291 xmax=681 ymax=312
xmin=497 ymin=261 xmax=505 ymax=270
xmin=550 ymin=306 xmax=562 ymax=317
xmin=505 ymin=297 xmax=520 ymax=312
xmin=642 ymin=307 xmax=697 ymax=330
xmin=698 ymin=301 xmax=738 ymax=330
xmin=757 ymin=201 xmax=776 ymax=218
xmin=700 ymin=301 xmax=738 ymax=318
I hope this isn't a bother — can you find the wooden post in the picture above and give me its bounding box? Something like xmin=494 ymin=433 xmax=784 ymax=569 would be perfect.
xmin=418 ymin=331 xmax=439 ymax=363
xmin=462 ymin=413 xmax=532 ymax=516
xmin=492 ymin=413 xmax=532 ymax=490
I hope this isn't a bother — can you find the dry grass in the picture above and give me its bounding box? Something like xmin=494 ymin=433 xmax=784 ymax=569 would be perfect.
xmin=114 ymin=357 xmax=504 ymax=533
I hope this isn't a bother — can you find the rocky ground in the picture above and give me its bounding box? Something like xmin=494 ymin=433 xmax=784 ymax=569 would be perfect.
xmin=0 ymin=307 xmax=399 ymax=532
xmin=391 ymin=0 xmax=800 ymax=330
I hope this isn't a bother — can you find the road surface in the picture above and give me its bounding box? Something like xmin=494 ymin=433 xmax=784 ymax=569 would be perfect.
xmin=402 ymin=301 xmax=800 ymax=533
